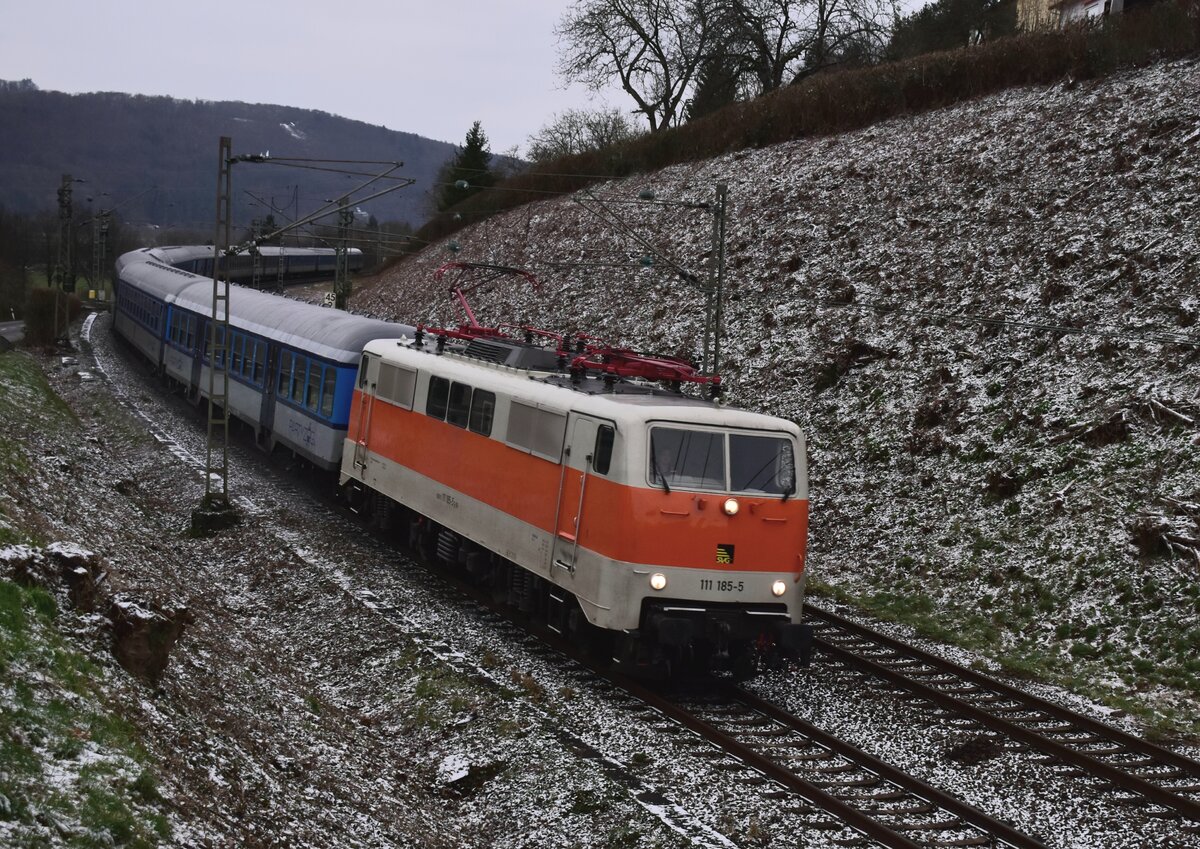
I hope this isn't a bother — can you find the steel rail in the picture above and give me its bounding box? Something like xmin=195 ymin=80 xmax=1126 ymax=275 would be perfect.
xmin=720 ymin=682 xmax=1045 ymax=848
xmin=606 ymin=669 xmax=923 ymax=849
xmin=805 ymin=604 xmax=1200 ymax=822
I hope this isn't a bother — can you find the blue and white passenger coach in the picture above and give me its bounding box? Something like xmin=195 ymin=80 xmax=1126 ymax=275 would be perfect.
xmin=114 ymin=248 xmax=412 ymax=468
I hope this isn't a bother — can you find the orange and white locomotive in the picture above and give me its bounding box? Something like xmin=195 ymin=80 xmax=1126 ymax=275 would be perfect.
xmin=341 ymin=320 xmax=812 ymax=674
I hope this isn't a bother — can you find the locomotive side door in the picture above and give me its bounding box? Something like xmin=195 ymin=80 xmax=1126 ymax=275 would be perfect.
xmin=551 ymin=414 xmax=613 ymax=574
xmin=352 ymin=353 xmax=378 ymax=474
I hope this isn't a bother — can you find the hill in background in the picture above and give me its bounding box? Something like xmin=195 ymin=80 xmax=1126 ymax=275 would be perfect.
xmin=0 ymin=80 xmax=454 ymax=230
xmin=357 ymin=57 xmax=1200 ymax=734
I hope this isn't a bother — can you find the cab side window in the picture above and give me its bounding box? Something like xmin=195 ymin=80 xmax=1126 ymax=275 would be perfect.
xmin=358 ymin=353 xmax=370 ymax=389
xmin=593 ymin=425 xmax=615 ymax=475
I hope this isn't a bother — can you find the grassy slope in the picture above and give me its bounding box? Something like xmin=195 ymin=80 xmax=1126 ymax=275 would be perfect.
xmin=0 ymin=351 xmax=171 ymax=847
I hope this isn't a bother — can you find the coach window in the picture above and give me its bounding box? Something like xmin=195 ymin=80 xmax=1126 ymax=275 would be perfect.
xmin=468 ymin=390 xmax=495 ymax=436
xmin=306 ymin=364 xmax=321 ymax=412
xmin=447 ymin=382 xmax=472 ymax=428
xmin=292 ymin=357 xmax=307 ymax=405
xmin=230 ymin=333 xmax=243 ymax=375
xmin=427 ymin=376 xmax=450 ymax=419
xmin=593 ymin=425 xmax=615 ymax=475
xmin=321 ymin=368 xmax=337 ymax=418
xmin=278 ymin=351 xmax=293 ymax=395
xmin=252 ymin=341 xmax=266 ymax=385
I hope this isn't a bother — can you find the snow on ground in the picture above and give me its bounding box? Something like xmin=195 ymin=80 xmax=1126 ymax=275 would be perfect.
xmin=359 ymin=56 xmax=1200 ymax=737
xmin=0 ymin=296 xmax=1191 ymax=846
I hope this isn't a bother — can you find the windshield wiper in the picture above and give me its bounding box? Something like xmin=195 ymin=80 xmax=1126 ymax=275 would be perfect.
xmin=650 ymin=443 xmax=671 ymax=494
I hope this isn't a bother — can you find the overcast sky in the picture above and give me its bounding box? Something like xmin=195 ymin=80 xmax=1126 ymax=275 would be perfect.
xmin=0 ymin=0 xmax=620 ymax=154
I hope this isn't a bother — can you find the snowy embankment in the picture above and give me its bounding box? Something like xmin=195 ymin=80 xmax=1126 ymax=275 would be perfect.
xmin=359 ymin=58 xmax=1200 ymax=733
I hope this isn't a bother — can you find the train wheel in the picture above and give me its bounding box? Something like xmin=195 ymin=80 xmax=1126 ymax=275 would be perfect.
xmin=797 ymin=627 xmax=814 ymax=669
xmin=490 ymin=561 xmax=511 ymax=605
xmin=730 ymin=643 xmax=758 ymax=682
xmin=612 ymin=632 xmax=639 ymax=669
xmin=565 ymin=601 xmax=599 ymax=654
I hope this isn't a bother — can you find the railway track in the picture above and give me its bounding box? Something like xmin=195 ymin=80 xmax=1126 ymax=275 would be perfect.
xmin=417 ymin=579 xmax=1046 ymax=847
xmin=804 ymin=604 xmax=1200 ymax=826
xmin=624 ymin=675 xmax=1045 ymax=849
xmin=418 ymin=561 xmax=1046 ymax=848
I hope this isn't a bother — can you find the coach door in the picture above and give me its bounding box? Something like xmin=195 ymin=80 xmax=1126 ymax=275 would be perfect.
xmin=551 ymin=414 xmax=614 ymax=574
xmin=352 ymin=353 xmax=378 ymax=473
xmin=258 ymin=343 xmax=278 ymax=439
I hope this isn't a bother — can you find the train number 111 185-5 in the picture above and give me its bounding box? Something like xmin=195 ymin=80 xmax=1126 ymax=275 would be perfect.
xmin=700 ymin=578 xmax=744 ymax=593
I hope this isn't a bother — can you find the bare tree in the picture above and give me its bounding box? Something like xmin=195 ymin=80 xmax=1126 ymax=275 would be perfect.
xmin=556 ymin=0 xmax=718 ymax=133
xmin=526 ymin=108 xmax=640 ymax=161
xmin=723 ymin=0 xmax=895 ymax=92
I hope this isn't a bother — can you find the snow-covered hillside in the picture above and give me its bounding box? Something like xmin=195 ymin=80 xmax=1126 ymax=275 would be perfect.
xmin=358 ymin=58 xmax=1200 ymax=733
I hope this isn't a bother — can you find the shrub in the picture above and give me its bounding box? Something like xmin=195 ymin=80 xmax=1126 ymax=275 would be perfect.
xmin=404 ymin=0 xmax=1200 ymax=257
xmin=23 ymin=288 xmax=80 ymax=348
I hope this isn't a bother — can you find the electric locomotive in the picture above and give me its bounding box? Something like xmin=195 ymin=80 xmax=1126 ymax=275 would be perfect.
xmin=341 ymin=320 xmax=812 ymax=675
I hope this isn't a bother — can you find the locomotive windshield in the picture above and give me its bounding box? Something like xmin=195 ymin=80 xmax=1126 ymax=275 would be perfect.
xmin=730 ymin=434 xmax=795 ymax=495
xmin=649 ymin=427 xmax=795 ymax=495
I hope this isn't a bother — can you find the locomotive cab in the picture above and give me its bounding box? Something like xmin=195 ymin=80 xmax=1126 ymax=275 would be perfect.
xmin=612 ymin=417 xmax=810 ymax=674
xmin=537 ymin=389 xmax=810 ymax=676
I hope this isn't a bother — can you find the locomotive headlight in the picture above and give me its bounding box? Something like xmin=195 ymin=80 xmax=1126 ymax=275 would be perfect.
xmin=723 ymin=498 xmax=740 ymax=516
xmin=771 ymin=580 xmax=787 ymax=597
xmin=649 ymin=572 xmax=667 ymax=591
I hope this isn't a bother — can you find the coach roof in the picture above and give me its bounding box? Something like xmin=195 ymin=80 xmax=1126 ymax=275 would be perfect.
xmin=172 ymin=280 xmax=414 ymax=362
xmin=117 ymin=249 xmax=411 ymax=362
